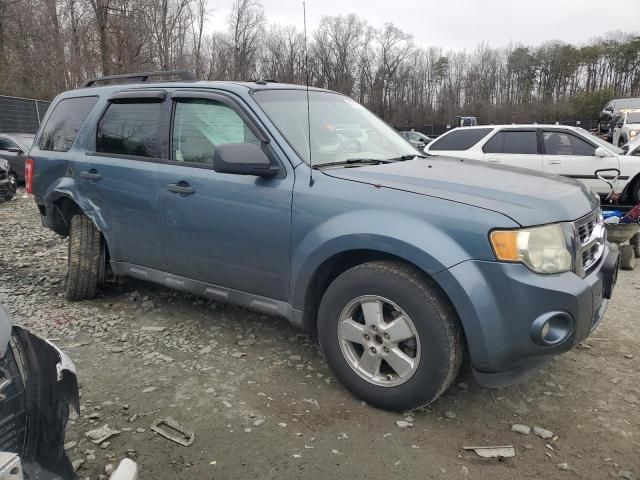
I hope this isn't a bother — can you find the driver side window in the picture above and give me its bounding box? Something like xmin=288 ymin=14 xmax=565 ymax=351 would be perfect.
xmin=542 ymin=131 xmax=595 ymax=156
xmin=172 ymin=99 xmax=260 ymax=166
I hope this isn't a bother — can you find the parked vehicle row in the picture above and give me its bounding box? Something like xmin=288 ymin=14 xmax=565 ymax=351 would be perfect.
xmin=598 ymin=97 xmax=640 ymax=138
xmin=425 ymin=124 xmax=640 ymax=203
xmin=25 ymin=71 xmax=619 ymax=411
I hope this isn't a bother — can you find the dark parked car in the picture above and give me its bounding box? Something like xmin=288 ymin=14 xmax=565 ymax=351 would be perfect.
xmin=598 ymin=98 xmax=640 ymax=138
xmin=0 ymin=133 xmax=34 ymax=182
xmin=29 ymin=71 xmax=618 ymax=411
xmin=0 ymin=306 xmax=79 ymax=478
xmin=0 ymin=157 xmax=17 ymax=201
xmin=399 ymin=131 xmax=433 ymax=150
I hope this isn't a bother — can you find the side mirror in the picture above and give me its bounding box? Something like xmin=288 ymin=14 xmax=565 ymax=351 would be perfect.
xmin=594 ymin=146 xmax=611 ymax=157
xmin=6 ymin=147 xmax=23 ymax=154
xmin=213 ymin=143 xmax=278 ymax=178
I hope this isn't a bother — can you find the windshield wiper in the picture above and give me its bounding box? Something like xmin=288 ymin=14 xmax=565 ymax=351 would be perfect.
xmin=314 ymin=158 xmax=391 ymax=169
xmin=314 ymin=154 xmax=426 ymax=169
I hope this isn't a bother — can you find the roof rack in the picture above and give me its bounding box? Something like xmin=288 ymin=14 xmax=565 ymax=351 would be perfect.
xmin=81 ymin=70 xmax=196 ymax=88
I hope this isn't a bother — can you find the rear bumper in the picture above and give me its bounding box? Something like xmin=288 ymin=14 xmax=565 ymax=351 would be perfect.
xmin=435 ymin=244 xmax=619 ymax=387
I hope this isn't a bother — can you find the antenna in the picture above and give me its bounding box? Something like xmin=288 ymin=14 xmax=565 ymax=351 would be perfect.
xmin=303 ymin=1 xmax=314 ymax=186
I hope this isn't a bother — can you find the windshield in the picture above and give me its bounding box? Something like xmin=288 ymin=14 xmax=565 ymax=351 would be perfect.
xmin=253 ymin=90 xmax=419 ymax=166
xmin=627 ymin=112 xmax=640 ymax=124
xmin=618 ymin=99 xmax=640 ymax=110
xmin=590 ymin=133 xmax=623 ymax=154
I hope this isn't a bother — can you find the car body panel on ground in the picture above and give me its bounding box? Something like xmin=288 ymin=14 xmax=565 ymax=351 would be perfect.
xmin=0 ymin=306 xmax=78 ymax=479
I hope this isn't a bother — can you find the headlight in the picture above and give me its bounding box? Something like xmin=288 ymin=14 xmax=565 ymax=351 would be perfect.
xmin=630 ymin=130 xmax=638 ymax=138
xmin=490 ymin=224 xmax=572 ymax=274
xmin=0 ymin=158 xmax=9 ymax=171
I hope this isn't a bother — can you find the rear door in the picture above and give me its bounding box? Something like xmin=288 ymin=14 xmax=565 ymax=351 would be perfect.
xmin=156 ymin=90 xmax=293 ymax=301
xmin=480 ymin=129 xmax=541 ymax=169
xmin=78 ymin=90 xmax=168 ymax=270
xmin=541 ymin=129 xmax=619 ymax=193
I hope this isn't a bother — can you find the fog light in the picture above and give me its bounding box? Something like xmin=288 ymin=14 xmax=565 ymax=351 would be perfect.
xmin=530 ymin=312 xmax=574 ymax=346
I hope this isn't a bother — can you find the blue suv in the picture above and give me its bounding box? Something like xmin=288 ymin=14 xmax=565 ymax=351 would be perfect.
xmin=27 ymin=71 xmax=618 ymax=411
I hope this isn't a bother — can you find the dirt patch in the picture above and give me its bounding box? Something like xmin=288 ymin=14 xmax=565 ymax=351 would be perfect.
xmin=1 ymin=191 xmax=638 ymax=479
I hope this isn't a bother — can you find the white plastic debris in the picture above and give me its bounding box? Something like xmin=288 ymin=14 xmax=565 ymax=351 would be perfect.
xmin=463 ymin=445 xmax=516 ymax=458
xmin=109 ymin=458 xmax=138 ymax=480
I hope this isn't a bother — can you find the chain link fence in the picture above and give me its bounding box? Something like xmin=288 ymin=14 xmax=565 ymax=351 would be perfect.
xmin=0 ymin=95 xmax=51 ymax=134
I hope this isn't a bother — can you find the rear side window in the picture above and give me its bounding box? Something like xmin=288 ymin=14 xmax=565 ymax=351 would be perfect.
xmin=483 ymin=130 xmax=538 ymax=154
xmin=96 ymin=101 xmax=162 ymax=158
xmin=39 ymin=96 xmax=98 ymax=151
xmin=0 ymin=137 xmax=18 ymax=150
xmin=429 ymin=128 xmax=492 ymax=151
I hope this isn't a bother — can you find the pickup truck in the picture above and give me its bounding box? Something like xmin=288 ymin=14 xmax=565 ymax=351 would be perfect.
xmin=27 ymin=71 xmax=619 ymax=411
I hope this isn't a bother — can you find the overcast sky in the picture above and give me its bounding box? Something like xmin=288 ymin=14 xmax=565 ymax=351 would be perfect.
xmin=206 ymin=0 xmax=639 ymax=51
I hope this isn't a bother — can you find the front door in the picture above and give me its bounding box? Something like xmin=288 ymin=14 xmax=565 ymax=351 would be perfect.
xmin=78 ymin=93 xmax=167 ymax=270
xmin=541 ymin=129 xmax=619 ymax=194
xmin=157 ymin=92 xmax=293 ymax=301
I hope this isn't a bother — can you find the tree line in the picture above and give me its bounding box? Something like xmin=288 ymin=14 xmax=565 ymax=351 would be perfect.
xmin=1 ymin=0 xmax=639 ymax=126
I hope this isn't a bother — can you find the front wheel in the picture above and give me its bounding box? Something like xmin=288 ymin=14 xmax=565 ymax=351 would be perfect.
xmin=317 ymin=261 xmax=463 ymax=411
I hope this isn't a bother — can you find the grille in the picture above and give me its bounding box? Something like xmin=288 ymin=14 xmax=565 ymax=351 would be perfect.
xmin=574 ymin=209 xmax=605 ymax=277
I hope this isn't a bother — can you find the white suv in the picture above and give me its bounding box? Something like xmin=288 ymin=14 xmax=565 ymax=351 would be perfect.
xmin=612 ymin=110 xmax=640 ymax=147
xmin=424 ymin=124 xmax=640 ymax=203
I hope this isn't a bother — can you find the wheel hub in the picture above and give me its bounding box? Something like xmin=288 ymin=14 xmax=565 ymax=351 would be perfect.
xmin=338 ymin=295 xmax=421 ymax=387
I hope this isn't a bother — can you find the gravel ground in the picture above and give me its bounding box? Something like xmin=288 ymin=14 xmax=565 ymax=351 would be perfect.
xmin=1 ymin=191 xmax=639 ymax=479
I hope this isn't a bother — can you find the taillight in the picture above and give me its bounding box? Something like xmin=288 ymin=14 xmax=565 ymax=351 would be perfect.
xmin=25 ymin=158 xmax=34 ymax=194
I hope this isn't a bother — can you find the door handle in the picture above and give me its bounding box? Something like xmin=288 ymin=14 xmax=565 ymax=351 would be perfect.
xmin=167 ymin=183 xmax=195 ymax=194
xmin=548 ymin=160 xmax=561 ymax=165
xmin=80 ymin=170 xmax=102 ymax=180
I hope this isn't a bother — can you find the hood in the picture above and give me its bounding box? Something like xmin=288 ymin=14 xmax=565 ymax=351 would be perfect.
xmin=323 ymin=156 xmax=598 ymax=226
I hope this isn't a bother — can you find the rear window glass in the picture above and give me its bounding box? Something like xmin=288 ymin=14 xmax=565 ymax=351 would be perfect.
xmin=483 ymin=130 xmax=538 ymax=154
xmin=96 ymin=101 xmax=162 ymax=158
xmin=39 ymin=96 xmax=98 ymax=151
xmin=429 ymin=128 xmax=492 ymax=151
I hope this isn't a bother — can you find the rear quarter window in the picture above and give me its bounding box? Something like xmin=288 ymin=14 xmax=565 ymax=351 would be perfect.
xmin=429 ymin=128 xmax=492 ymax=151
xmin=39 ymin=96 xmax=98 ymax=151
xmin=483 ymin=130 xmax=538 ymax=154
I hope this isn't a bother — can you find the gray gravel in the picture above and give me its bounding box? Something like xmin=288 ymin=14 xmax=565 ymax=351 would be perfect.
xmin=1 ymin=190 xmax=639 ymax=480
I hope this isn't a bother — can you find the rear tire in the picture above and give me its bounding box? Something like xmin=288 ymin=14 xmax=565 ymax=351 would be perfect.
xmin=632 ymin=233 xmax=640 ymax=259
xmin=629 ymin=178 xmax=640 ymax=205
xmin=317 ymin=260 xmax=462 ymax=411
xmin=65 ymin=214 xmax=103 ymax=300
xmin=620 ymin=245 xmax=635 ymax=271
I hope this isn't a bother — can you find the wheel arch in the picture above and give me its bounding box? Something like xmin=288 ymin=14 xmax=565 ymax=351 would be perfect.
xmin=295 ymin=246 xmax=465 ymax=342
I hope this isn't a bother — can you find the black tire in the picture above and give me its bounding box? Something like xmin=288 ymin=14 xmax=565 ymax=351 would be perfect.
xmin=632 ymin=233 xmax=640 ymax=259
xmin=2 ymin=172 xmax=17 ymax=201
xmin=629 ymin=178 xmax=640 ymax=205
xmin=620 ymin=245 xmax=635 ymax=271
xmin=65 ymin=214 xmax=103 ymax=300
xmin=317 ymin=260 xmax=463 ymax=411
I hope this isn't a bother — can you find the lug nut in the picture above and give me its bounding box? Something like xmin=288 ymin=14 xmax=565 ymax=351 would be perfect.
xmin=383 ymin=346 xmax=389 ymax=353
xmin=370 ymin=347 xmax=377 ymax=354
xmin=364 ymin=334 xmax=370 ymax=341
xmin=383 ymin=333 xmax=390 ymax=340
xmin=371 ymin=325 xmax=378 ymax=332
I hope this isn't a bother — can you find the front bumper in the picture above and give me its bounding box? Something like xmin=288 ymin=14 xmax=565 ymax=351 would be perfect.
xmin=435 ymin=244 xmax=619 ymax=387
